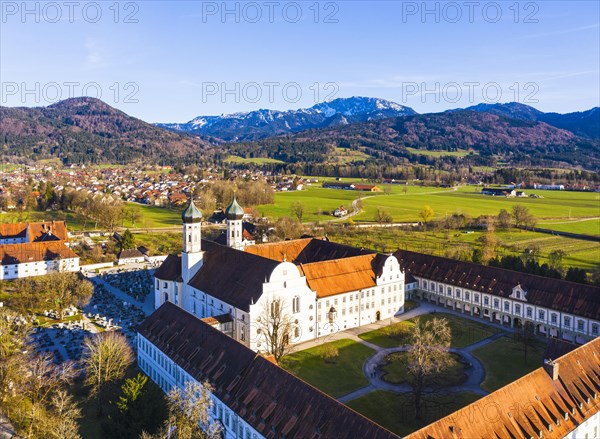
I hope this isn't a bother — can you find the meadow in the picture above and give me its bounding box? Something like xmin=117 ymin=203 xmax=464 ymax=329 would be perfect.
xmin=257 ymin=184 xmax=599 ymax=235
xmin=326 ymin=227 xmax=600 ymax=271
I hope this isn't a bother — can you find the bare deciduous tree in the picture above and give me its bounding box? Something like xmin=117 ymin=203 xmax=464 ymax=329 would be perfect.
xmin=82 ymin=331 xmax=134 ymax=414
xmin=256 ymin=298 xmax=293 ymax=362
xmin=44 ymin=389 xmax=83 ymax=439
xmin=0 ymin=308 xmax=31 ymax=403
xmin=406 ymin=317 xmax=453 ymax=420
xmin=21 ymin=353 xmax=77 ymax=438
xmin=144 ymin=381 xmax=220 ymax=439
xmin=290 ymin=201 xmax=305 ymax=223
xmin=42 ymin=272 xmax=94 ymax=319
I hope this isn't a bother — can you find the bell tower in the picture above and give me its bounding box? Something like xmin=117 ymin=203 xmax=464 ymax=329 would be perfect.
xmin=225 ymin=194 xmax=244 ymax=250
xmin=181 ymin=193 xmax=203 ymax=284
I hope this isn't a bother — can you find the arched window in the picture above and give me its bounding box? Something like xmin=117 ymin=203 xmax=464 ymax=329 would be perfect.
xmin=293 ymin=296 xmax=300 ymax=313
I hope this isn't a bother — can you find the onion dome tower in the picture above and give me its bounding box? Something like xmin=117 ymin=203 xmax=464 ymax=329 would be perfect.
xmin=225 ymin=194 xmax=244 ymax=249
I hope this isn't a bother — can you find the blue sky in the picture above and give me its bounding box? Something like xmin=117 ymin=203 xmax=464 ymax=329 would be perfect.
xmin=1 ymin=1 xmax=599 ymax=122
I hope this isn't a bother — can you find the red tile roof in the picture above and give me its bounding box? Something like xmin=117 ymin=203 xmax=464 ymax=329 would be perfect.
xmin=405 ymin=337 xmax=600 ymax=439
xmin=138 ymin=303 xmax=400 ymax=439
xmin=0 ymin=241 xmax=78 ymax=265
xmin=395 ymin=250 xmax=600 ymax=321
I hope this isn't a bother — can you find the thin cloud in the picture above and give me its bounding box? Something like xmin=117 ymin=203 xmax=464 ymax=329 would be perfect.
xmin=524 ymin=23 xmax=599 ymax=39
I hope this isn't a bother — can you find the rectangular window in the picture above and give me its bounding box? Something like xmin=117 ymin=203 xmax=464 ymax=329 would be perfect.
xmin=538 ymin=310 xmax=545 ymax=320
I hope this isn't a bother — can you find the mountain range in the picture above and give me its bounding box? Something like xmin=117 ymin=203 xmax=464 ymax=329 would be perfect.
xmin=227 ymin=110 xmax=599 ymax=170
xmin=454 ymin=102 xmax=599 ymax=139
xmin=1 ymin=98 xmax=209 ymax=164
xmin=1 ymin=96 xmax=599 ymax=169
xmin=156 ymin=97 xmax=417 ymax=142
xmin=157 ymin=98 xmax=599 ymax=142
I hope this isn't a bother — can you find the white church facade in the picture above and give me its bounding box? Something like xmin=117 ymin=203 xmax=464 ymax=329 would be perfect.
xmin=153 ymin=196 xmax=406 ymax=352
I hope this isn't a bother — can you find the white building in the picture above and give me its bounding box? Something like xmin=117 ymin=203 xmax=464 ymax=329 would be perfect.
xmin=138 ymin=302 xmax=401 ymax=439
xmin=396 ymin=250 xmax=600 ymax=345
xmin=153 ymin=196 xmax=406 ymax=352
xmin=0 ymin=221 xmax=79 ymax=280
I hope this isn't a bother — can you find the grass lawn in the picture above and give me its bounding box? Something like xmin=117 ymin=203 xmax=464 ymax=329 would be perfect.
xmin=354 ymin=186 xmax=600 ymax=225
xmin=280 ymin=339 xmax=375 ymax=397
xmin=403 ymin=300 xmax=419 ymax=312
xmin=358 ymin=312 xmax=501 ymax=349
xmin=346 ymin=390 xmax=482 ymax=436
xmin=0 ymin=203 xmax=182 ymax=231
xmin=472 ymin=336 xmax=546 ymax=392
xmin=538 ymin=218 xmax=600 ymax=237
xmin=381 ymin=352 xmax=467 ymax=387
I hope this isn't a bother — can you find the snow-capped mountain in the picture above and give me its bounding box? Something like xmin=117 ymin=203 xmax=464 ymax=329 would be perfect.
xmin=156 ymin=97 xmax=416 ymax=142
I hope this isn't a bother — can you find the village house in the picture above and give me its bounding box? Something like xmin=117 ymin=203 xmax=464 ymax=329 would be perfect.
xmin=0 ymin=221 xmax=79 ymax=280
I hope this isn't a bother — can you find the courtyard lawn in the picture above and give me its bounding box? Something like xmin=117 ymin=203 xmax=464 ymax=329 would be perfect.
xmin=358 ymin=312 xmax=501 ymax=349
xmin=280 ymin=339 xmax=375 ymax=397
xmin=346 ymin=390 xmax=482 ymax=437
xmin=381 ymin=352 xmax=467 ymax=387
xmin=403 ymin=300 xmax=419 ymax=312
xmin=472 ymin=336 xmax=546 ymax=392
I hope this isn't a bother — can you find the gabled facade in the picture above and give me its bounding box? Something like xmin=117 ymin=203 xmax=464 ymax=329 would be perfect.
xmin=153 ymin=196 xmax=406 ymax=352
xmin=0 ymin=221 xmax=79 ymax=280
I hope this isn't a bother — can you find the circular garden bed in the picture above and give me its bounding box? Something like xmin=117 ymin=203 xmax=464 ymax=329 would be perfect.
xmin=380 ymin=351 xmax=469 ymax=387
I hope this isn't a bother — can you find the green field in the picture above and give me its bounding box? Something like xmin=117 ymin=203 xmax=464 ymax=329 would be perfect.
xmin=327 ymin=227 xmax=600 ymax=271
xmin=225 ymin=155 xmax=285 ymax=164
xmin=0 ymin=203 xmax=182 ymax=231
xmin=256 ymin=186 xmax=361 ymax=221
xmin=355 ymin=186 xmax=600 ymax=225
xmin=358 ymin=312 xmax=500 ymax=349
xmin=257 ymin=184 xmax=599 ymax=231
xmin=405 ymin=147 xmax=475 ymax=157
xmin=472 ymin=336 xmax=546 ymax=392
xmin=539 ymin=218 xmax=600 ymax=237
xmin=327 ymin=147 xmax=373 ymax=164
xmin=346 ymin=390 xmax=481 ymax=436
xmin=280 ymin=339 xmax=375 ymax=397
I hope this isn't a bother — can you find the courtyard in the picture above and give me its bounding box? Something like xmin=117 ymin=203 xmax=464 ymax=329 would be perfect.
xmin=280 ymin=302 xmax=548 ymax=436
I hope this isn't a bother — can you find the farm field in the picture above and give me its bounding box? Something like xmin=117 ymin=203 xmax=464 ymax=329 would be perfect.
xmin=538 ymin=218 xmax=600 ymax=237
xmin=225 ymin=155 xmax=285 ymax=165
xmin=405 ymin=147 xmax=475 ymax=157
xmin=257 ymin=184 xmax=600 ymax=232
xmin=355 ymin=186 xmax=600 ymax=226
xmin=0 ymin=203 xmax=182 ymax=231
xmin=326 ymin=227 xmax=600 ymax=271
